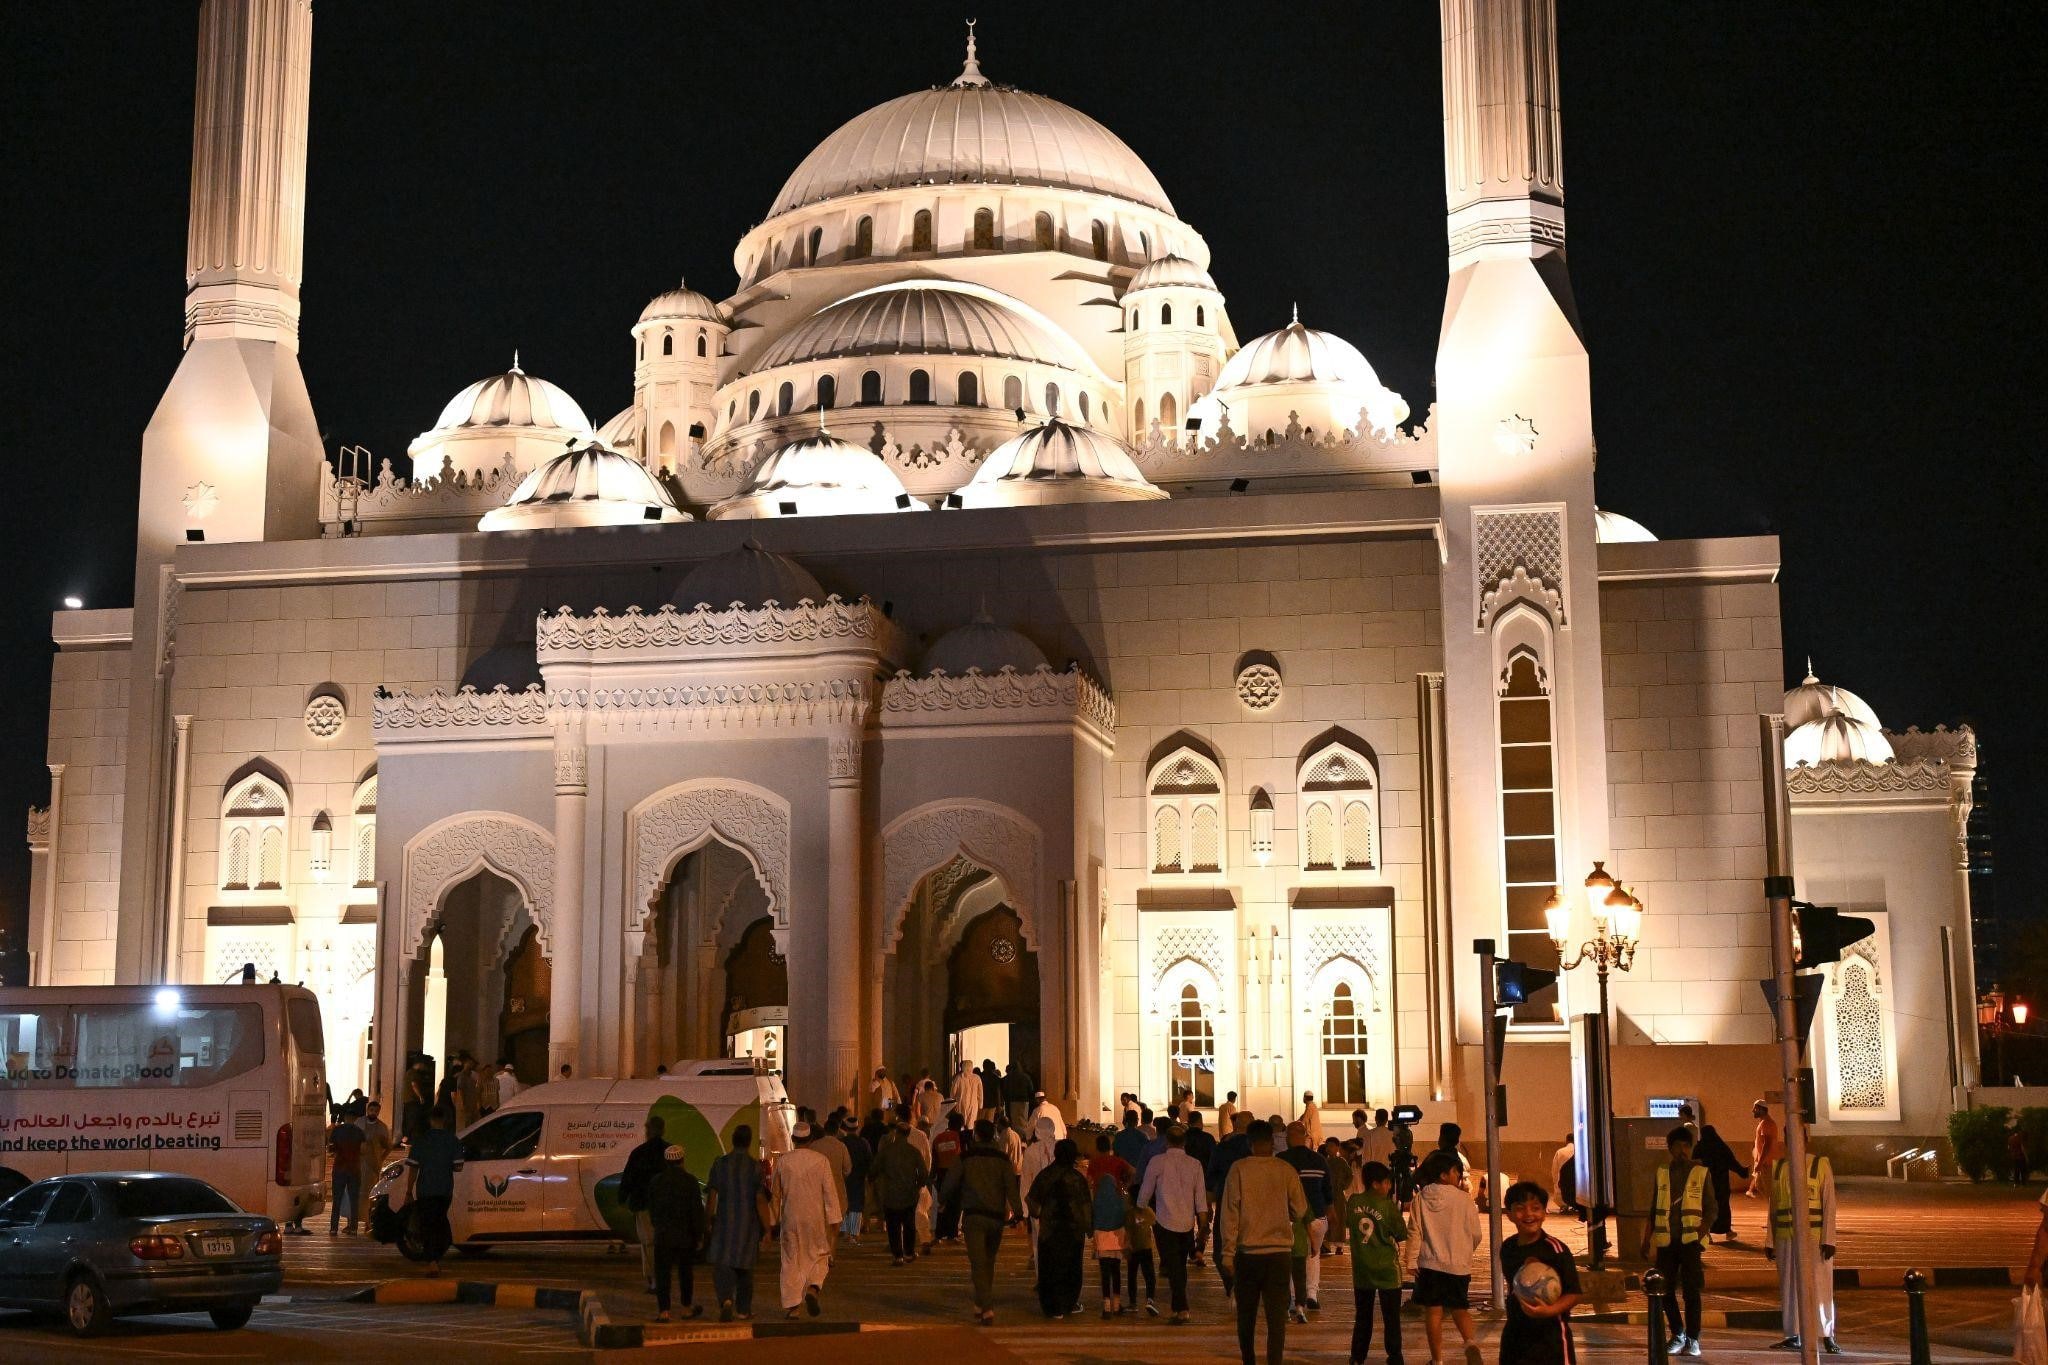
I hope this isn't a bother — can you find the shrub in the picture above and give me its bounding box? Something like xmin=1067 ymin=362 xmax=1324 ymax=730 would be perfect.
xmin=1948 ymin=1105 xmax=2010 ymax=1181
xmin=2018 ymin=1107 xmax=2048 ymax=1175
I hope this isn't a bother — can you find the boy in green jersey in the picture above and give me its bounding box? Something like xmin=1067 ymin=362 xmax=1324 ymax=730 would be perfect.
xmin=1344 ymin=1160 xmax=1407 ymax=1364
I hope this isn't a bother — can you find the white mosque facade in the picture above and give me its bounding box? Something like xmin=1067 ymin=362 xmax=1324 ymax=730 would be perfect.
xmin=24 ymin=0 xmax=1984 ymax=1169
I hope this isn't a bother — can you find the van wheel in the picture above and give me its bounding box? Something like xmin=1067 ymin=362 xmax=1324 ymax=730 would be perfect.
xmin=454 ymin=1243 xmax=492 ymax=1257
xmin=64 ymin=1272 xmax=111 ymax=1337
xmin=208 ymin=1301 xmax=255 ymax=1330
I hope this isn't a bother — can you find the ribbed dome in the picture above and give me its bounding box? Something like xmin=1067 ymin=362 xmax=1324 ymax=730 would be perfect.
xmin=1595 ymin=509 xmax=1658 ymax=543
xmin=639 ymin=281 xmax=724 ymax=326
xmin=1127 ymin=254 xmax=1216 ymax=293
xmin=1191 ymin=312 xmax=1407 ymax=439
xmin=431 ymin=359 xmax=592 ymax=434
xmin=708 ymin=431 xmax=925 ymax=520
xmin=768 ymin=52 xmax=1172 ymax=220
xmin=672 ymin=540 xmax=825 ymax=610
xmin=1216 ymin=317 xmax=1380 ymax=390
xmin=1782 ymin=665 xmax=1882 ymax=733
xmin=751 ymin=281 xmax=1091 ymax=374
xmin=924 ymin=611 xmax=1049 ymax=675
xmin=477 ymin=443 xmax=687 ymax=532
xmin=1786 ymin=712 xmax=1896 ymax=767
xmin=956 ymin=418 xmax=1164 ymax=507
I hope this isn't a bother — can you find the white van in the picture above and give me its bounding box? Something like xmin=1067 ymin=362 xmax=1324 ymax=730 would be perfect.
xmin=369 ymin=1062 xmax=791 ymax=1257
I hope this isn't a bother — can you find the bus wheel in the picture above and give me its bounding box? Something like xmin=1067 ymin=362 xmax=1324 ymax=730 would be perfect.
xmin=64 ymin=1272 xmax=111 ymax=1337
xmin=454 ymin=1243 xmax=492 ymax=1257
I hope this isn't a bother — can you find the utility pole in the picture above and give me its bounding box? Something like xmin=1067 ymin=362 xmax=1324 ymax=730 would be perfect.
xmin=1477 ymin=937 xmax=1505 ymax=1312
xmin=1761 ymin=714 xmax=1819 ymax=1365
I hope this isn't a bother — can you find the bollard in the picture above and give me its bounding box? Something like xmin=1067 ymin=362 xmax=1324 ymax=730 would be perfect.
xmin=1903 ymin=1269 xmax=1931 ymax=1365
xmin=1644 ymin=1268 xmax=1667 ymax=1364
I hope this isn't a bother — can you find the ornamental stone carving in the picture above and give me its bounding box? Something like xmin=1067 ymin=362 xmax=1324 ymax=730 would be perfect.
xmin=630 ymin=782 xmax=791 ymax=929
xmin=881 ymin=665 xmax=1115 ymax=736
xmin=1474 ymin=507 xmax=1566 ymax=630
xmin=1785 ymin=758 xmax=1950 ymax=798
xmin=535 ymin=601 xmax=885 ymax=657
xmin=305 ymin=693 xmax=346 ymax=739
xmin=1235 ymin=662 xmax=1282 ymax=711
xmin=1150 ymin=925 xmax=1226 ymax=990
xmin=828 ymin=737 xmax=861 ymax=782
xmin=27 ymin=805 xmax=50 ymax=849
xmin=553 ymin=746 xmax=588 ymax=793
xmin=884 ymin=801 xmax=1042 ymax=951
xmin=375 ymin=685 xmax=549 ymax=734
xmin=402 ymin=814 xmax=555 ymax=960
xmin=1305 ymin=925 xmax=1387 ymax=986
xmin=558 ymin=678 xmax=870 ymax=729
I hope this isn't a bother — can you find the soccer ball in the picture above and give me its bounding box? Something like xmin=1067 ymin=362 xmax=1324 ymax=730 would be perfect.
xmin=1512 ymin=1260 xmax=1564 ymax=1307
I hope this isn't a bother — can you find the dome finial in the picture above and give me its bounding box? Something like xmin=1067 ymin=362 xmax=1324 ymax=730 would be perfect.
xmin=1290 ymin=301 xmax=1300 ymax=326
xmin=1804 ymin=657 xmax=1817 ymax=685
xmin=511 ymin=348 xmax=522 ymax=374
xmin=953 ymin=18 xmax=989 ymax=87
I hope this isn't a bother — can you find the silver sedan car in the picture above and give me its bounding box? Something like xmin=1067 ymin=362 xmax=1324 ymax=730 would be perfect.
xmin=0 ymin=1172 xmax=283 ymax=1336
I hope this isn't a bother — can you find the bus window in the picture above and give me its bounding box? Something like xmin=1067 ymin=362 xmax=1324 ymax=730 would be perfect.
xmin=1 ymin=1002 xmax=266 ymax=1089
xmin=464 ymin=1110 xmax=543 ymax=1161
xmin=286 ymin=998 xmax=325 ymax=1058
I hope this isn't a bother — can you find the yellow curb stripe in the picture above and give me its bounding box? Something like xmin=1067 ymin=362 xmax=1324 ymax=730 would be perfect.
xmin=493 ymin=1284 xmax=539 ymax=1309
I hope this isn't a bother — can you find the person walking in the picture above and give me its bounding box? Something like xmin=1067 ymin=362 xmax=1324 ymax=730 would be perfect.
xmin=772 ymin=1122 xmax=842 ymax=1318
xmin=647 ymin=1143 xmax=707 ymax=1322
xmin=1748 ymin=1098 xmax=1783 ymax=1197
xmin=950 ymin=1060 xmax=984 ymax=1127
xmin=1769 ymin=1142 xmax=1840 ymax=1352
xmin=1639 ymin=1125 xmax=1715 ymax=1355
xmin=1300 ymin=1093 xmax=1325 ymax=1149
xmin=941 ymin=1118 xmax=1025 ymax=1325
xmin=1412 ymin=1152 xmax=1483 ymax=1365
xmin=927 ymin=1110 xmax=967 ymax=1248
xmin=495 ymin=1060 xmax=523 ymax=1109
xmin=356 ymin=1099 xmax=394 ymax=1204
xmin=1126 ymin=1183 xmax=1159 ymax=1317
xmin=978 ymin=1059 xmax=1003 ymax=1120
xmin=914 ymin=1077 xmax=944 ymax=1133
xmin=326 ymin=1110 xmax=365 ymax=1235
xmin=1693 ymin=1124 xmax=1749 ymax=1243
xmin=1138 ymin=1121 xmax=1208 ymax=1323
xmin=476 ymin=1058 xmax=501 ymax=1117
xmin=1019 ymin=1114 xmax=1059 ymax=1276
xmin=1208 ymin=1110 xmax=1254 ymax=1295
xmin=839 ymin=1115 xmax=872 ymax=1242
xmin=1001 ymin=1063 xmax=1033 ymax=1130
xmin=1343 ymin=1160 xmax=1406 ymax=1365
xmin=1359 ymin=1109 xmax=1395 ymax=1168
xmin=704 ymin=1125 xmax=765 ymax=1322
xmin=404 ymin=1106 xmax=463 ymax=1276
xmin=1220 ymin=1119 xmax=1309 ymax=1365
xmin=872 ymin=1115 xmax=928 ymax=1265
xmin=1028 ymin=1090 xmax=1067 ymax=1140
xmin=872 ymin=1068 xmax=901 ymax=1114
xmin=810 ymin=1116 xmax=853 ymax=1240
xmin=1279 ymin=1120 xmax=1331 ymax=1315
xmin=620 ymin=1116 xmax=670 ymax=1292
xmin=1217 ymin=1090 xmax=1240 ymax=1134
xmin=1500 ymin=1180 xmax=1581 ymax=1365
xmin=1027 ymin=1138 xmax=1092 ymax=1319
xmin=1113 ymin=1108 xmax=1148 ymax=1168
xmin=1087 ymin=1132 xmax=1135 ymax=1316
xmin=2010 ymin=1126 xmax=2031 ymax=1187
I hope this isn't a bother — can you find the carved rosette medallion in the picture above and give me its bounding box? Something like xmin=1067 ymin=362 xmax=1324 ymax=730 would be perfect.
xmin=1235 ymin=663 xmax=1282 ymax=711
xmin=304 ymin=694 xmax=346 ymax=739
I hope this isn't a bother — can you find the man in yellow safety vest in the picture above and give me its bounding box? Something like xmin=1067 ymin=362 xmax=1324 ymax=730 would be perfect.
xmin=1767 ymin=1147 xmax=1838 ymax=1353
xmin=1639 ymin=1125 xmax=1716 ymax=1356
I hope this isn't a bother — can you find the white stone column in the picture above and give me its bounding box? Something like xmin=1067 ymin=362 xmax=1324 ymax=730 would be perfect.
xmin=28 ymin=763 xmax=64 ymax=985
xmin=162 ymin=715 xmax=195 ymax=983
xmin=822 ymin=735 xmax=864 ymax=1112
xmin=549 ymin=741 xmax=588 ymax=1079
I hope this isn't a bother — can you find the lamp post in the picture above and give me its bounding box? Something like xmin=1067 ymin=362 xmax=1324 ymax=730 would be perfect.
xmin=1981 ymin=988 xmax=2008 ymax=1086
xmin=1543 ymin=861 xmax=1646 ymax=1270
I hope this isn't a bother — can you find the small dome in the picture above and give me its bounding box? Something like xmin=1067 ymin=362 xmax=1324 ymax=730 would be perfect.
xmin=924 ymin=611 xmax=1049 ymax=675
xmin=639 ymin=281 xmax=725 ymax=326
xmin=956 ymin=418 xmax=1165 ymax=507
xmin=708 ymin=431 xmax=925 ymax=520
xmin=1217 ymin=316 xmax=1380 ymax=390
xmin=1595 ymin=508 xmax=1658 ymax=543
xmin=1128 ymin=254 xmax=1217 ymax=293
xmin=477 ymin=443 xmax=687 ymax=532
xmin=1786 ymin=712 xmax=1895 ymax=767
xmin=672 ymin=540 xmax=825 ymax=610
xmin=751 ymin=281 xmax=1093 ymax=375
xmin=430 ymin=357 xmax=592 ymax=434
xmin=1782 ymin=664 xmax=1882 ymax=733
xmin=1190 ymin=312 xmax=1408 ymax=439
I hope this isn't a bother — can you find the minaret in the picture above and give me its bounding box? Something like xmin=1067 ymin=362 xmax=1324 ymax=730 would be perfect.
xmin=1433 ymin=0 xmax=1609 ymax=1054
xmin=118 ymin=0 xmax=322 ymax=981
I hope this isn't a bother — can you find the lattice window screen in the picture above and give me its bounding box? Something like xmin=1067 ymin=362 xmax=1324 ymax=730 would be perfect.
xmin=257 ymin=827 xmax=284 ymax=889
xmin=225 ymin=829 xmax=250 ymax=889
xmin=1305 ymin=802 xmax=1335 ymax=870
xmin=1832 ymin=960 xmax=1887 ymax=1111
xmin=1189 ymin=804 xmax=1221 ymax=872
xmin=355 ymin=821 xmax=376 ymax=886
xmin=1342 ymin=801 xmax=1374 ymax=868
xmin=1154 ymin=806 xmax=1183 ymax=873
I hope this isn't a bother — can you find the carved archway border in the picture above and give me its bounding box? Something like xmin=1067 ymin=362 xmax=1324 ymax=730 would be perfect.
xmin=883 ymin=799 xmax=1042 ymax=954
xmin=628 ymin=780 xmax=792 ymax=938
xmin=401 ymin=812 xmax=555 ymax=960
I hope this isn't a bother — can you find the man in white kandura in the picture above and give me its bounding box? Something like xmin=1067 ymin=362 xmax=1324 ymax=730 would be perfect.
xmin=772 ymin=1122 xmax=843 ymax=1319
xmin=950 ymin=1061 xmax=984 ymax=1126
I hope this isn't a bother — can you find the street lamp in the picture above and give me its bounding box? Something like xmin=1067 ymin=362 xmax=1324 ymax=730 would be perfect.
xmin=1547 ymin=863 xmax=1648 ymax=1270
xmin=2016 ymin=1001 xmax=2031 ymax=1027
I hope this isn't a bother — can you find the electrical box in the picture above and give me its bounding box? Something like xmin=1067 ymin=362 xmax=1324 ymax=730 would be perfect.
xmin=1611 ymin=1116 xmax=1678 ymax=1267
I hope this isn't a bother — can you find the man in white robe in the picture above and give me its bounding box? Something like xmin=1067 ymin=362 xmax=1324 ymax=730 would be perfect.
xmin=1027 ymin=1091 xmax=1067 ymax=1140
xmin=772 ymin=1123 xmax=842 ymax=1318
xmin=949 ymin=1062 xmax=984 ymax=1126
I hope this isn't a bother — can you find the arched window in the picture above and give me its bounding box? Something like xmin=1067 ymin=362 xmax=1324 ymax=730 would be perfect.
xmin=1196 ymin=305 xmax=1206 ymax=327
xmin=1299 ymin=735 xmax=1380 ymax=873
xmin=1150 ymin=745 xmax=1224 ymax=874
xmin=747 ymin=390 xmax=761 ymax=421
xmin=852 ymin=216 xmax=874 ymax=258
xmin=352 ymin=773 xmax=377 ymax=888
xmin=1132 ymin=398 xmax=1145 ymax=438
xmin=909 ymin=369 xmax=932 ymax=404
xmin=1161 ymin=303 xmax=1173 ymax=326
xmin=1497 ymin=649 xmax=1562 ymax=1026
xmin=225 ymin=829 xmax=251 ymax=889
xmin=1131 ymin=309 xmax=1140 ymax=330
xmin=256 ymin=827 xmax=284 ymax=889
xmin=806 ymin=226 xmax=823 ymax=265
xmin=1321 ymin=982 xmax=1370 ymax=1106
xmin=1045 ymin=382 xmax=1061 ymax=417
xmin=973 ymin=207 xmax=996 ymax=250
xmin=1090 ymin=220 xmax=1108 ymax=261
xmin=220 ymin=771 xmax=288 ymax=893
xmin=817 ymin=374 xmax=836 ymax=409
xmin=1166 ymin=982 xmax=1216 ymax=1108
xmin=638 ymin=337 xmax=644 ymax=361
xmin=777 ymin=381 xmax=794 ymax=416
xmin=1138 ymin=230 xmax=1151 ymax=259
xmin=659 ymin=422 xmax=676 ymax=458
xmin=860 ymin=370 xmax=882 ymax=405
xmin=1034 ymin=211 xmax=1055 ymax=249
xmin=958 ymin=372 xmax=979 ymax=407
xmin=1159 ymin=392 xmax=1178 ymax=432
xmin=696 ymin=330 xmax=707 ymax=358
xmin=662 ymin=332 xmax=674 ymax=357
xmin=912 ymin=210 xmax=934 ymax=253
xmin=1078 ymin=391 xmax=1091 ymax=423
xmin=1003 ymin=374 xmax=1023 ymax=411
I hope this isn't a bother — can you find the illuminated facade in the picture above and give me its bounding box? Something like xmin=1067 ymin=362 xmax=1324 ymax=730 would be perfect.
xmin=22 ymin=0 xmax=1980 ymax=1165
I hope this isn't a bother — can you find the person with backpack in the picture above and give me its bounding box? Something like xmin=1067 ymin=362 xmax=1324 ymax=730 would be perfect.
xmin=1087 ymin=1131 xmax=1136 ymax=1316
xmin=1028 ymin=1139 xmax=1092 ymax=1319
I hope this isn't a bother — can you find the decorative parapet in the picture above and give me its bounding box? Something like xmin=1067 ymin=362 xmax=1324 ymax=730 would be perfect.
xmin=27 ymin=805 xmax=50 ymax=850
xmin=320 ymin=453 xmax=522 ymax=536
xmin=535 ymin=600 xmax=904 ymax=665
xmin=1786 ymin=758 xmax=1952 ymax=801
xmin=557 ymin=678 xmax=872 ymax=730
xmin=880 ymin=664 xmax=1116 ymax=744
xmin=373 ymin=684 xmax=550 ymax=740
xmin=1128 ymin=406 xmax=1436 ymax=485
xmin=1883 ymin=724 xmax=1977 ymax=771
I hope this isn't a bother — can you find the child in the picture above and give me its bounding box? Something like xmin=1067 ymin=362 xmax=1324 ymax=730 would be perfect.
xmin=1089 ymin=1133 xmax=1133 ymax=1317
xmin=1344 ymin=1160 xmax=1407 ymax=1364
xmin=1500 ymin=1181 xmax=1580 ymax=1364
xmin=1125 ymin=1184 xmax=1159 ymax=1316
xmin=1412 ymin=1151 xmax=1484 ymax=1364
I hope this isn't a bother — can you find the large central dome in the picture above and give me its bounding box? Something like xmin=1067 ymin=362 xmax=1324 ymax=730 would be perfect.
xmin=767 ymin=52 xmax=1173 ymax=220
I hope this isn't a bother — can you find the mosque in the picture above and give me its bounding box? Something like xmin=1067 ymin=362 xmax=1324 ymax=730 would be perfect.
xmin=24 ymin=0 xmax=1982 ymax=1169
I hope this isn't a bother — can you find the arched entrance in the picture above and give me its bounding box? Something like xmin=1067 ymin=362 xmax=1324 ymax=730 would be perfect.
xmin=885 ymin=857 xmax=1042 ymax=1085
xmin=407 ymin=869 xmax=547 ymax=1081
xmin=635 ymin=838 xmax=784 ymax=1073
xmin=721 ymin=918 xmax=788 ymax=1068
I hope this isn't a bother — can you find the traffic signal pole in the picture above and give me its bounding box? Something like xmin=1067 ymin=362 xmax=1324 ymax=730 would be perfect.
xmin=1761 ymin=713 xmax=1820 ymax=1365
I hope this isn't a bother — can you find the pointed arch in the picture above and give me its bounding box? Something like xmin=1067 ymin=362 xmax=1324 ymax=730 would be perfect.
xmin=628 ymin=781 xmax=792 ymax=949
xmin=1149 ymin=735 xmax=1225 ymax=875
xmin=882 ymin=799 xmax=1043 ymax=954
xmin=400 ymin=812 xmax=555 ymax=960
xmin=1298 ymin=729 xmax=1380 ymax=873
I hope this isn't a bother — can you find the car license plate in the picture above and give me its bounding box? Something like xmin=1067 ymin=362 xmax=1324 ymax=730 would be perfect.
xmin=201 ymin=1236 xmax=235 ymax=1257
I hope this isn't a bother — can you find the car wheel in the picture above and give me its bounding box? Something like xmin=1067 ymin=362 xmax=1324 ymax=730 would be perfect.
xmin=208 ymin=1301 xmax=255 ymax=1330
xmin=64 ymin=1273 xmax=111 ymax=1337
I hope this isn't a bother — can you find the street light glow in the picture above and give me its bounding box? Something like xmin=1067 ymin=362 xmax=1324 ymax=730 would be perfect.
xmin=62 ymin=595 xmax=82 ymax=609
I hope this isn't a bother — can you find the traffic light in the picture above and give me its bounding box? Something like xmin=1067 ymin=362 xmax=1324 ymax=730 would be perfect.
xmin=1792 ymin=901 xmax=1875 ymax=969
xmin=1495 ymin=958 xmax=1559 ymax=1006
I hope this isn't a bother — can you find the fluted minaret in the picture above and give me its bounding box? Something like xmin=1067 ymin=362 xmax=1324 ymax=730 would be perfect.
xmin=1433 ymin=0 xmax=1608 ymax=1066
xmin=119 ymin=0 xmax=322 ymax=983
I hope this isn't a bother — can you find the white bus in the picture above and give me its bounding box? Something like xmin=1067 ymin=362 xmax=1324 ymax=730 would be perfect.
xmin=0 ymin=984 xmax=329 ymax=1224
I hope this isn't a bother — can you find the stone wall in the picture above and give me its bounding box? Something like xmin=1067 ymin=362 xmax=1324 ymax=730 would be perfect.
xmin=41 ymin=627 xmax=131 ymax=984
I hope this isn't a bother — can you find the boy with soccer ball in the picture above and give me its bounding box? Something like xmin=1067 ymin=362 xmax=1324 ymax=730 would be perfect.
xmin=1500 ymin=1180 xmax=1581 ymax=1364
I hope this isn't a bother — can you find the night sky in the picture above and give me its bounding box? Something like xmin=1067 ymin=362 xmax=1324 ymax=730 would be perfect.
xmin=0 ymin=4 xmax=2037 ymax=982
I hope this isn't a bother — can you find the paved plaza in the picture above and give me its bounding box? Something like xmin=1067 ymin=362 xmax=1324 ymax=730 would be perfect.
xmin=0 ymin=1179 xmax=2034 ymax=1361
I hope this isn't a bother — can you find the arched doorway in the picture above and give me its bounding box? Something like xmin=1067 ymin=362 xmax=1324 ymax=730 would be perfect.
xmin=636 ymin=839 xmax=784 ymax=1073
xmin=497 ymin=925 xmax=551 ymax=1084
xmin=721 ymin=918 xmax=788 ymax=1068
xmin=885 ymin=857 xmax=1042 ymax=1086
xmin=407 ymin=869 xmax=545 ymax=1081
xmin=945 ymin=905 xmax=1040 ymax=1082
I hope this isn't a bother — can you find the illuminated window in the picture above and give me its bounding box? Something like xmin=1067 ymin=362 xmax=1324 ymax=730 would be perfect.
xmin=1166 ymin=983 xmax=1215 ymax=1107
xmin=659 ymin=422 xmax=675 ymax=458
xmin=852 ymin=216 xmax=873 ymax=258
xmin=1159 ymin=392 xmax=1178 ymax=432
xmin=1132 ymin=398 xmax=1146 ymax=437
xmin=1299 ymin=737 xmax=1379 ymax=872
xmin=1034 ymin=212 xmax=1055 ymax=249
xmin=973 ymin=207 xmax=995 ymax=250
xmin=1498 ymin=650 xmax=1563 ymax=1026
xmin=351 ymin=772 xmax=376 ymax=887
xmin=1149 ymin=746 xmax=1224 ymax=874
xmin=220 ymin=772 xmax=287 ymax=893
xmin=256 ymin=827 xmax=284 ymax=889
xmin=912 ymin=210 xmax=933 ymax=253
xmin=1321 ymin=982 xmax=1370 ymax=1106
